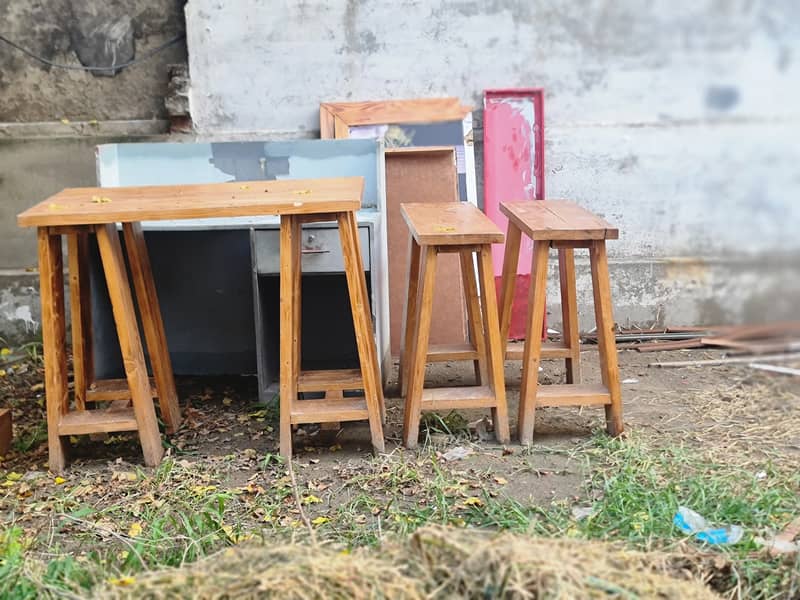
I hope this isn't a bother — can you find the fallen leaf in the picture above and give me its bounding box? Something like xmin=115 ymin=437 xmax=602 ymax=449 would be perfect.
xmin=60 ymin=118 xmax=71 ymax=125
xmin=493 ymin=476 xmax=508 ymax=485
xmin=0 ymin=348 xmax=11 ymax=356
xmin=54 ymin=476 xmax=66 ymax=485
xmin=6 ymin=472 xmax=22 ymax=481
xmin=222 ymin=397 xmax=233 ymax=406
xmin=303 ymin=494 xmax=322 ymax=505
xmin=463 ymin=497 xmax=483 ymax=507
xmin=294 ymin=189 xmax=312 ymax=195
xmin=127 ymin=522 xmax=143 ymax=537
xmin=108 ymin=577 xmax=135 ymax=586
xmin=311 ymin=516 xmax=329 ymax=526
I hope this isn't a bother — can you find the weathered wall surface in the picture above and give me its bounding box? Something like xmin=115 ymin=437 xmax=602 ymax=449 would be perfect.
xmin=186 ymin=0 xmax=800 ymax=327
xmin=0 ymin=1 xmax=187 ymax=121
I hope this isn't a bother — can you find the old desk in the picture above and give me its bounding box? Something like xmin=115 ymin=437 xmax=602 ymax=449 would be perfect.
xmin=17 ymin=177 xmax=385 ymax=471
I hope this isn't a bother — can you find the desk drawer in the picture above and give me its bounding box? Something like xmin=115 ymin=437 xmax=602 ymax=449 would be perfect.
xmin=253 ymin=226 xmax=370 ymax=274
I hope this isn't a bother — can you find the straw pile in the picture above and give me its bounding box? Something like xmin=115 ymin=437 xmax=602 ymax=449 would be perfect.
xmin=97 ymin=526 xmax=721 ymax=599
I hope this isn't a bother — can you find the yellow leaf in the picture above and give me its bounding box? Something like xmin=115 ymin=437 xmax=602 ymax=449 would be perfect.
xmin=6 ymin=472 xmax=22 ymax=481
xmin=2 ymin=480 xmax=15 ymax=487
xmin=127 ymin=522 xmax=143 ymax=537
xmin=435 ymin=226 xmax=456 ymax=232
xmin=0 ymin=370 xmax=6 ymax=377
xmin=303 ymin=495 xmax=322 ymax=505
xmin=294 ymin=189 xmax=312 ymax=195
xmin=463 ymin=496 xmax=483 ymax=507
xmin=239 ymin=185 xmax=250 ymax=190
xmin=222 ymin=397 xmax=233 ymax=406
xmin=60 ymin=118 xmax=71 ymax=125
xmin=493 ymin=476 xmax=508 ymax=485
xmin=108 ymin=576 xmax=135 ymax=586
xmin=54 ymin=476 xmax=66 ymax=485
xmin=117 ymin=550 xmax=129 ymax=561
xmin=0 ymin=348 xmax=11 ymax=356
xmin=311 ymin=516 xmax=329 ymax=526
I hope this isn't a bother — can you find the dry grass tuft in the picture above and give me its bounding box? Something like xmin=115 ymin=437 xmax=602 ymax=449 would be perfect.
xmin=97 ymin=525 xmax=721 ymax=599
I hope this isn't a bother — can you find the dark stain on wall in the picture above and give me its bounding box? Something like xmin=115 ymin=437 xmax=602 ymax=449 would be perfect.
xmin=705 ymin=85 xmax=741 ymax=111
xmin=0 ymin=0 xmax=187 ymax=122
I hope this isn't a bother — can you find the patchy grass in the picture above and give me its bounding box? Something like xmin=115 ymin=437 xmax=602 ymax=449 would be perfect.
xmin=1 ymin=431 xmax=798 ymax=598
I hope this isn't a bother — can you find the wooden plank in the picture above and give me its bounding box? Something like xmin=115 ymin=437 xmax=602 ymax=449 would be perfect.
xmin=297 ymin=369 xmax=363 ymax=392
xmin=427 ymin=343 xmax=479 ymax=362
xmin=96 ymin=223 xmax=163 ymax=467
xmin=319 ymin=98 xmax=468 ymax=131
xmin=650 ymin=352 xmax=800 ymax=368
xmin=385 ymin=147 xmax=466 ymax=356
xmin=421 ymin=385 xmax=495 ymax=410
xmin=635 ymin=339 xmax=706 ymax=352
xmin=17 ymin=177 xmax=365 ymax=227
xmin=67 ymin=232 xmax=93 ymax=410
xmin=278 ymin=215 xmax=298 ymax=458
xmin=401 ymin=202 xmax=504 ymax=246
xmin=517 ymin=241 xmax=550 ymax=445
xmin=59 ymin=407 xmax=138 ymax=435
xmin=558 ymin=248 xmax=581 ymax=383
xmin=123 ymin=222 xmax=181 ymax=433
xmin=38 ymin=228 xmax=69 ymax=472
xmin=403 ymin=246 xmax=437 ymax=449
xmin=461 ymin=249 xmax=488 ymax=385
xmin=398 ymin=236 xmax=422 ymax=398
xmin=338 ymin=211 xmax=385 ymax=451
xmin=85 ymin=378 xmax=157 ymax=402
xmin=0 ymin=408 xmax=11 ymax=457
xmin=291 ymin=398 xmax=369 ymax=424
xmin=506 ymin=340 xmax=572 ymax=360
xmin=589 ymin=240 xmax=624 ymax=436
xmin=535 ymin=384 xmax=611 ymax=407
xmin=500 ymin=200 xmax=619 ymax=241
xmin=477 ymin=245 xmax=510 ymax=443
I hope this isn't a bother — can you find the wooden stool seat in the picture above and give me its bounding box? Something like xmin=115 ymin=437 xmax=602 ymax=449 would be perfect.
xmin=399 ymin=203 xmax=510 ymax=448
xmin=498 ymin=200 xmax=623 ymax=444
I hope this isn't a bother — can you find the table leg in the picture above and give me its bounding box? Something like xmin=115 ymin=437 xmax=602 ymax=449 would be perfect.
xmin=517 ymin=241 xmax=550 ymax=445
xmin=460 ymin=249 xmax=487 ymax=385
xmin=499 ymin=222 xmax=522 ymax=349
xmin=398 ymin=235 xmax=421 ymax=398
xmin=122 ymin=222 xmax=181 ymax=434
xmin=477 ymin=245 xmax=510 ymax=444
xmin=557 ymin=248 xmax=581 ymax=384
xmin=589 ymin=241 xmax=624 ymax=436
xmin=67 ymin=231 xmax=93 ymax=411
xmin=403 ymin=245 xmax=436 ymax=449
xmin=279 ymin=215 xmax=299 ymax=459
xmin=338 ymin=211 xmax=385 ymax=453
xmin=95 ymin=224 xmax=163 ymax=467
xmin=38 ymin=228 xmax=69 ymax=472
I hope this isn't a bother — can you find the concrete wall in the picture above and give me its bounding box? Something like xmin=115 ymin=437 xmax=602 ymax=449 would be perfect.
xmin=0 ymin=1 xmax=187 ymax=121
xmin=185 ymin=0 xmax=800 ymax=328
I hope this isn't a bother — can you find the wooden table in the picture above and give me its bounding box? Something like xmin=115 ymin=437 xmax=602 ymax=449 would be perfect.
xmin=18 ymin=177 xmax=384 ymax=471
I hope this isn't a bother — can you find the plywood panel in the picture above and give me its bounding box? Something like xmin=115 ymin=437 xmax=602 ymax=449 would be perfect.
xmin=385 ymin=147 xmax=466 ymax=356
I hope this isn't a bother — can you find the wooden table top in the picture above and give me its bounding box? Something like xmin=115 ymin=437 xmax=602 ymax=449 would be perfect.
xmin=500 ymin=200 xmax=619 ymax=241
xmin=17 ymin=177 xmax=364 ymax=228
xmin=401 ymin=202 xmax=504 ymax=246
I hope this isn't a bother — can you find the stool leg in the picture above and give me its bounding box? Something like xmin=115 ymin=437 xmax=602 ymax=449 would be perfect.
xmin=279 ymin=215 xmax=299 ymax=459
xmin=557 ymin=248 xmax=581 ymax=384
xmin=123 ymin=223 xmax=181 ymax=434
xmin=499 ymin=223 xmax=522 ymax=350
xmin=403 ymin=245 xmax=437 ymax=449
xmin=460 ymin=249 xmax=487 ymax=385
xmin=38 ymin=228 xmax=69 ymax=473
xmin=67 ymin=232 xmax=93 ymax=411
xmin=96 ymin=224 xmax=163 ymax=467
xmin=338 ymin=211 xmax=385 ymax=454
xmin=517 ymin=241 xmax=550 ymax=445
xmin=477 ymin=245 xmax=510 ymax=444
xmin=589 ymin=241 xmax=624 ymax=436
xmin=398 ymin=236 xmax=422 ymax=398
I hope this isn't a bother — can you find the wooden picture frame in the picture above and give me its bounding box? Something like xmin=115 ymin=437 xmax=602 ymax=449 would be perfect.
xmin=320 ymin=97 xmax=478 ymax=207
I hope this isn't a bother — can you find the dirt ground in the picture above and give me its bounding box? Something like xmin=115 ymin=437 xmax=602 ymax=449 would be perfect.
xmin=6 ymin=346 xmax=796 ymax=506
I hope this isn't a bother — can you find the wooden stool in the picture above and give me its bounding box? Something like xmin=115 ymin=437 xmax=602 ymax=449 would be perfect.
xmin=279 ymin=210 xmax=385 ymax=459
xmin=498 ymin=201 xmax=624 ymax=444
xmin=398 ymin=203 xmax=510 ymax=448
xmin=42 ymin=223 xmax=181 ymax=472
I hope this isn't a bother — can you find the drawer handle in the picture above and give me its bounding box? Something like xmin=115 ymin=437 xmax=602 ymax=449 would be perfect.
xmin=301 ymin=248 xmax=331 ymax=255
